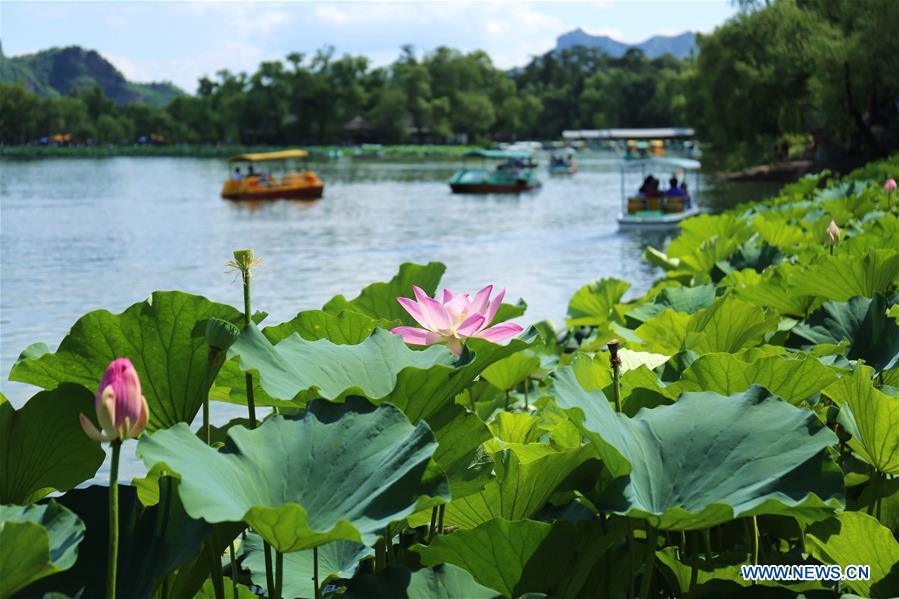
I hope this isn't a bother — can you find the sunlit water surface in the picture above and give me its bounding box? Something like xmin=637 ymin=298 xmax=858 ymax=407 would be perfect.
xmin=0 ymin=153 xmax=780 ymax=480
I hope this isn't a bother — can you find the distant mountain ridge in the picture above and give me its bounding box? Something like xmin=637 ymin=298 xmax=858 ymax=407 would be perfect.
xmin=0 ymin=45 xmax=184 ymax=106
xmin=555 ymin=28 xmax=696 ymax=59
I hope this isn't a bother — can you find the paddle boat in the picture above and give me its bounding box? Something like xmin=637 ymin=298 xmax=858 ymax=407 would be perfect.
xmin=221 ymin=149 xmax=324 ymax=201
xmin=617 ymin=157 xmax=702 ymax=230
xmin=449 ymin=150 xmax=541 ymax=194
xmin=549 ymin=153 xmax=577 ymax=175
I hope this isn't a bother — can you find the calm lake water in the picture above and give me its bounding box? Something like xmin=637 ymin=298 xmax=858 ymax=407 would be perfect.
xmin=0 ymin=153 xmax=779 ymax=479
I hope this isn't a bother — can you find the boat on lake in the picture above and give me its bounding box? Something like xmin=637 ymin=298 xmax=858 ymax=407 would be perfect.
xmin=549 ymin=153 xmax=577 ymax=175
xmin=221 ymin=149 xmax=324 ymax=201
xmin=449 ymin=150 xmax=540 ymax=193
xmin=617 ymin=157 xmax=702 ymax=230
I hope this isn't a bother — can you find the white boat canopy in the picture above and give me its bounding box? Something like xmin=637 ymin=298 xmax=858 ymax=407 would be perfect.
xmin=619 ymin=157 xmax=701 ymax=171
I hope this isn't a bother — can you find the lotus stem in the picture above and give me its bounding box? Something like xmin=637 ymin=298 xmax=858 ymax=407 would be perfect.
xmin=263 ymin=542 xmax=275 ymax=599
xmin=639 ymin=523 xmax=658 ymax=599
xmin=229 ymin=542 xmax=239 ymax=599
xmin=703 ymin=528 xmax=712 ymax=562
xmin=428 ymin=506 xmax=439 ymax=542
xmin=437 ymin=504 xmax=446 ymax=535
xmin=524 ymin=377 xmax=529 ymax=410
xmin=274 ymin=550 xmax=284 ymax=599
xmin=504 ymin=389 xmax=510 ymax=410
xmin=750 ymin=517 xmax=759 ymax=565
xmin=313 ymin=546 xmax=321 ymax=599
xmin=608 ymin=340 xmax=622 ymax=413
xmin=210 ymin=545 xmax=225 ymax=599
xmin=203 ymin=396 xmax=211 ymax=445
xmin=685 ymin=530 xmax=698 ymax=595
xmin=626 ymin=519 xmax=636 ymax=599
xmin=107 ymin=440 xmax=121 ymax=599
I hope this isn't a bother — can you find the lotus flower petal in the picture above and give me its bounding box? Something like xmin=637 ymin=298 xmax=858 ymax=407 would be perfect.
xmin=397 ymin=296 xmax=430 ymax=329
xmin=483 ymin=288 xmax=506 ymax=327
xmin=475 ymin=322 xmax=523 ymax=342
xmin=456 ymin=313 xmax=486 ymax=337
xmin=80 ymin=413 xmax=115 ymax=443
xmin=391 ymin=326 xmax=441 ymax=346
xmin=470 ymin=285 xmax=493 ymax=315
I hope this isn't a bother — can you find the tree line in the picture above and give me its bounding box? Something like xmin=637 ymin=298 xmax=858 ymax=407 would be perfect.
xmin=0 ymin=0 xmax=895 ymax=167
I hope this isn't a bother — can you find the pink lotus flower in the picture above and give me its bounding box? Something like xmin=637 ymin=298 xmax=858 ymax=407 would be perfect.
xmin=80 ymin=358 xmax=149 ymax=442
xmin=392 ymin=285 xmax=523 ymax=354
xmin=885 ymin=179 xmax=897 ymax=192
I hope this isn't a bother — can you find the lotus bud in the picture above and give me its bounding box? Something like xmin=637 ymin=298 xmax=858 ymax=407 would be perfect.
xmin=885 ymin=178 xmax=897 ymax=192
xmin=825 ymin=219 xmax=840 ymax=246
xmin=80 ymin=358 xmax=149 ymax=442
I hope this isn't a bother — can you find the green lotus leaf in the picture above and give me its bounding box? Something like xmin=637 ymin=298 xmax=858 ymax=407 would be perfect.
xmin=636 ymin=297 xmax=779 ymax=356
xmin=196 ymin=578 xmax=256 ymax=599
xmin=23 ymin=480 xmax=240 ymax=599
xmin=788 ymin=249 xmax=899 ymax=302
xmin=0 ymin=385 xmax=104 ymax=504
xmin=241 ymin=532 xmax=372 ymax=599
xmin=343 ymin=564 xmax=500 ymax=599
xmin=322 ymin=261 xmax=446 ymax=325
xmin=9 ymin=291 xmax=244 ymax=431
xmin=716 ymin=237 xmax=783 ymax=274
xmin=655 ymin=547 xmax=826 ymax=596
xmin=442 ymin=444 xmax=600 ymax=528
xmin=633 ymin=309 xmax=690 ymax=355
xmin=733 ymin=264 xmax=817 ymax=318
xmin=0 ymin=501 xmax=84 ymax=598
xmin=566 ymin=277 xmax=630 ymax=327
xmin=805 ymin=511 xmax=899 ymax=598
xmin=666 ymin=213 xmax=751 ymax=259
xmin=642 ymin=246 xmax=681 ymax=271
xmin=551 ymin=367 xmax=844 ymax=530
xmin=262 ymin=309 xmax=395 ymax=345
xmin=684 ymin=296 xmax=780 ymax=354
xmin=671 ymin=352 xmax=838 ymax=405
xmin=679 ymin=236 xmax=741 ymax=275
xmin=481 ymin=352 xmax=541 ymax=392
xmin=754 ymin=216 xmax=808 ymax=247
xmin=226 ymin=323 xmax=453 ymax=404
xmin=138 ymin=399 xmax=449 ymax=552
xmin=388 ymin=335 xmax=538 ymax=424
xmin=488 ymin=412 xmax=543 ymax=446
xmin=626 ymin=284 xmax=715 ymax=323
xmin=790 ymin=294 xmax=899 ymax=371
xmin=224 ymin=324 xmax=529 ymax=498
xmin=570 ymin=352 xmax=676 ymax=408
xmin=414 ymin=518 xmax=623 ymax=599
xmin=826 ymin=365 xmax=899 ymax=474
xmin=423 ymin=402 xmax=494 ymax=500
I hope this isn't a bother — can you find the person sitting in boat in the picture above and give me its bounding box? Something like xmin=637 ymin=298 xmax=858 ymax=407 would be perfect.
xmin=666 ymin=177 xmax=684 ymax=197
xmin=231 ymin=167 xmax=243 ymax=181
xmin=638 ymin=175 xmax=652 ymax=196
xmin=643 ymin=176 xmax=661 ymax=198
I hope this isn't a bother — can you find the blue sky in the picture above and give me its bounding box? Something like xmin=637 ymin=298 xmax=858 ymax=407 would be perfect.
xmin=1 ymin=1 xmax=737 ymax=93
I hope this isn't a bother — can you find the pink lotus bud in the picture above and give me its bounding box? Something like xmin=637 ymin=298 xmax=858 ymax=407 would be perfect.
xmin=885 ymin=179 xmax=897 ymax=192
xmin=80 ymin=358 xmax=149 ymax=442
xmin=825 ymin=219 xmax=840 ymax=245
